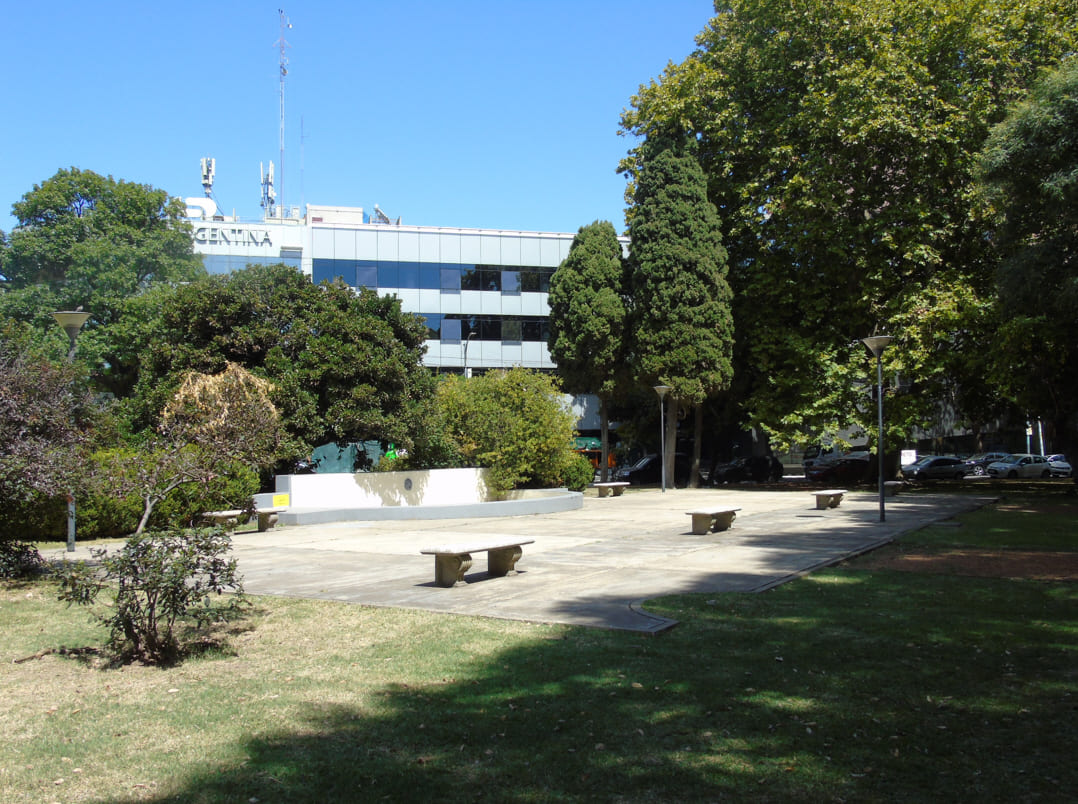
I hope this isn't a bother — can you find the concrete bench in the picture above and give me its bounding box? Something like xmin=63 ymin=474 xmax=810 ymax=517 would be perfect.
xmin=813 ymin=489 xmax=847 ymax=509
xmin=203 ymin=507 xmax=286 ymax=532
xmin=686 ymin=507 xmax=742 ymax=534
xmin=593 ymin=481 xmax=630 ymax=498
xmin=420 ymin=538 xmax=536 ymax=588
xmin=884 ymin=481 xmax=903 ymax=497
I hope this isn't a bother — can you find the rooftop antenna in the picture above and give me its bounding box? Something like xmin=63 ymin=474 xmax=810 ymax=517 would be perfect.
xmin=200 ymin=157 xmax=215 ymax=198
xmin=275 ymin=9 xmax=292 ymax=217
xmin=260 ymin=161 xmax=276 ymax=217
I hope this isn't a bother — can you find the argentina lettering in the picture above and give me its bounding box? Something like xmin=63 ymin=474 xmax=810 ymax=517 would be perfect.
xmin=193 ymin=227 xmax=273 ymax=247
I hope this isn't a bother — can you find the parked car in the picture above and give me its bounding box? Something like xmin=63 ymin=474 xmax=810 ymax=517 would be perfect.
xmin=901 ymin=455 xmax=968 ymax=481
xmin=802 ymin=444 xmax=870 ymax=470
xmin=806 ymin=457 xmax=870 ymax=485
xmin=963 ymin=452 xmax=1011 ymax=476
xmin=710 ymin=455 xmax=783 ymax=484
xmin=986 ymin=453 xmax=1052 ymax=479
xmin=709 ymin=458 xmax=748 ymax=484
xmin=1047 ymin=454 xmax=1073 ymax=478
xmin=616 ymin=453 xmax=691 ymax=486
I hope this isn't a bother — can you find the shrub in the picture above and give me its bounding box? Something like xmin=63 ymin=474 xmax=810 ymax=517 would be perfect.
xmin=437 ymin=368 xmax=579 ymax=495
xmin=56 ymin=528 xmax=247 ymax=665
xmin=77 ymin=451 xmax=262 ymax=538
xmin=0 ymin=540 xmax=49 ymax=579
xmin=561 ymin=452 xmax=597 ymax=492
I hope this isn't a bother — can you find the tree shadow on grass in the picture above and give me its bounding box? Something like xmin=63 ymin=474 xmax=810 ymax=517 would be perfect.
xmin=129 ymin=572 xmax=1075 ymax=803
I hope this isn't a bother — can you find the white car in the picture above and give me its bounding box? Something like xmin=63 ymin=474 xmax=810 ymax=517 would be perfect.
xmin=1047 ymin=454 xmax=1073 ymax=478
xmin=986 ymin=453 xmax=1052 ymax=479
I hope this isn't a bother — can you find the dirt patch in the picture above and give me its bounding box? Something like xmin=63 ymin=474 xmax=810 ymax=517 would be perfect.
xmin=847 ymin=545 xmax=1078 ymax=581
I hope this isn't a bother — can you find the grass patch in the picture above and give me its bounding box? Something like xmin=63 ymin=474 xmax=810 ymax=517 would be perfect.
xmin=904 ymin=492 xmax=1078 ymax=551
xmin=2 ymin=495 xmax=1075 ymax=802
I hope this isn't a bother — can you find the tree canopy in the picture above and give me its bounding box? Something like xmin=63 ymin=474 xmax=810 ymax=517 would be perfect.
xmin=978 ymin=58 xmax=1078 ymax=450
xmin=127 ymin=263 xmax=437 ymax=463
xmin=547 ymin=220 xmax=628 ymax=480
xmin=626 ymin=136 xmax=734 ymax=483
xmin=1 ymin=167 xmax=204 ymax=327
xmin=620 ymin=0 xmax=1078 ymax=448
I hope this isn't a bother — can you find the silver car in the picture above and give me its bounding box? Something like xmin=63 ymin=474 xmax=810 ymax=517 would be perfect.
xmin=1047 ymin=454 xmax=1073 ymax=478
xmin=986 ymin=453 xmax=1052 ymax=479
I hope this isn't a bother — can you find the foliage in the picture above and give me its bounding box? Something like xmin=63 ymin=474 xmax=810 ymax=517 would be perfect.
xmin=436 ymin=368 xmax=578 ymax=495
xmin=79 ymin=448 xmax=260 ymax=538
xmin=119 ymin=364 xmax=281 ymax=534
xmin=620 ymin=0 xmax=1078 ymax=447
xmin=626 ymin=135 xmax=734 ymax=482
xmin=547 ymin=220 xmax=629 ymax=481
xmin=55 ymin=528 xmax=247 ymax=665
xmin=0 ymin=540 xmax=49 ymax=579
xmin=561 ymin=452 xmax=597 ymax=492
xmin=126 ymin=264 xmax=436 ymax=466
xmin=0 ymin=168 xmax=204 ymax=391
xmin=0 ymin=319 xmax=91 ymax=543
xmin=978 ymin=59 xmax=1078 ymax=451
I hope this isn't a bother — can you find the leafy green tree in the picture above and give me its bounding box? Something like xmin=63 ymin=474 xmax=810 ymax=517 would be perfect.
xmin=437 ymin=368 xmax=578 ymax=495
xmin=126 ymin=264 xmax=437 ymax=465
xmin=626 ymin=136 xmax=734 ymax=486
xmin=548 ymin=220 xmax=628 ymax=481
xmin=118 ymin=364 xmax=282 ymax=533
xmin=978 ymin=59 xmax=1078 ymax=453
xmin=0 ymin=168 xmax=204 ymax=387
xmin=620 ymin=0 xmax=1077 ymax=450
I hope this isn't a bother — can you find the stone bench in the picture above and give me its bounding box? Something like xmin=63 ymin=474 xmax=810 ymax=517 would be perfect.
xmin=813 ymin=489 xmax=847 ymax=509
xmin=593 ymin=481 xmax=630 ymax=498
xmin=884 ymin=480 xmax=904 ymax=497
xmin=420 ymin=538 xmax=536 ymax=588
xmin=203 ymin=507 xmax=286 ymax=532
xmin=686 ymin=507 xmax=742 ymax=534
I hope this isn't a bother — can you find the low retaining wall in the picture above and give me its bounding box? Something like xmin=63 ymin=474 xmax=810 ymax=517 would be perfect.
xmin=270 ymin=468 xmax=583 ymax=524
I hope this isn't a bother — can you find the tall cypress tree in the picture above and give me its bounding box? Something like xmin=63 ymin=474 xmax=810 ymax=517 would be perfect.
xmin=627 ymin=137 xmax=734 ymax=486
xmin=547 ymin=220 xmax=628 ymax=481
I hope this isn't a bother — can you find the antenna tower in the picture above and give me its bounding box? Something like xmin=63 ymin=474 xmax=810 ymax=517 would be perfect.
xmin=275 ymin=9 xmax=292 ymax=217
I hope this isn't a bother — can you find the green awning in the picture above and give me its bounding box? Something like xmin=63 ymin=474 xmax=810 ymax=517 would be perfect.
xmin=573 ymin=436 xmax=602 ymax=450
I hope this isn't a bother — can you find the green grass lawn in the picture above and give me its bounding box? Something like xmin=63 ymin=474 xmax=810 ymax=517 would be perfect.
xmin=2 ymin=493 xmax=1075 ymax=802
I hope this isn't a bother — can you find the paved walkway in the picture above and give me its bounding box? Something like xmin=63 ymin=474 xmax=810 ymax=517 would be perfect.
xmin=219 ymin=487 xmax=992 ymax=633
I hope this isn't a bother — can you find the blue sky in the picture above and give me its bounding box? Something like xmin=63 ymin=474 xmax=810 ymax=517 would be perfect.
xmin=3 ymin=1 xmax=713 ymax=235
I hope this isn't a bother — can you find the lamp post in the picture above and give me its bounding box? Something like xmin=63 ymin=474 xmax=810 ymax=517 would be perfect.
xmin=862 ymin=335 xmax=893 ymax=523
xmin=463 ymin=331 xmax=476 ymax=378
xmin=52 ymin=310 xmax=91 ymax=552
xmin=654 ymin=385 xmax=672 ymax=493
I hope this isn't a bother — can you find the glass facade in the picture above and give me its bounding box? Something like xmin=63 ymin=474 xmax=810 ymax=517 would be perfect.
xmin=313 ymin=259 xmax=555 ymax=293
xmin=187 ymin=210 xmax=587 ymax=371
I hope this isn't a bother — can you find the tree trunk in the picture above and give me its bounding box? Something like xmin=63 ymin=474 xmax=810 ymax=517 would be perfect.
xmin=599 ymin=397 xmax=610 ymax=483
xmin=690 ymin=403 xmax=703 ymax=488
xmin=665 ymin=396 xmax=679 ymax=489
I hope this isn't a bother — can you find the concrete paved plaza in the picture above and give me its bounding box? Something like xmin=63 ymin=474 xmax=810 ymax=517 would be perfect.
xmin=223 ymin=487 xmax=991 ymax=633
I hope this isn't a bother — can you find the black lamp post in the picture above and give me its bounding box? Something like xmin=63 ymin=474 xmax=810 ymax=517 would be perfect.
xmin=52 ymin=310 xmax=91 ymax=552
xmin=654 ymin=385 xmax=672 ymax=493
xmin=862 ymin=335 xmax=893 ymax=522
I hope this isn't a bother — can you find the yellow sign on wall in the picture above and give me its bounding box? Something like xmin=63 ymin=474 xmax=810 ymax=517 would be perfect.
xmin=272 ymin=494 xmax=290 ymax=508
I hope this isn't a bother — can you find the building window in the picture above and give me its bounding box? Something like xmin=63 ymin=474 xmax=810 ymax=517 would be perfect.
xmin=441 ymin=267 xmax=460 ymax=292
xmin=441 ymin=317 xmax=461 ymax=343
xmin=502 ymin=317 xmax=521 ymax=343
xmin=356 ymin=261 xmax=377 ymax=288
xmin=502 ymin=270 xmax=521 ymax=295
